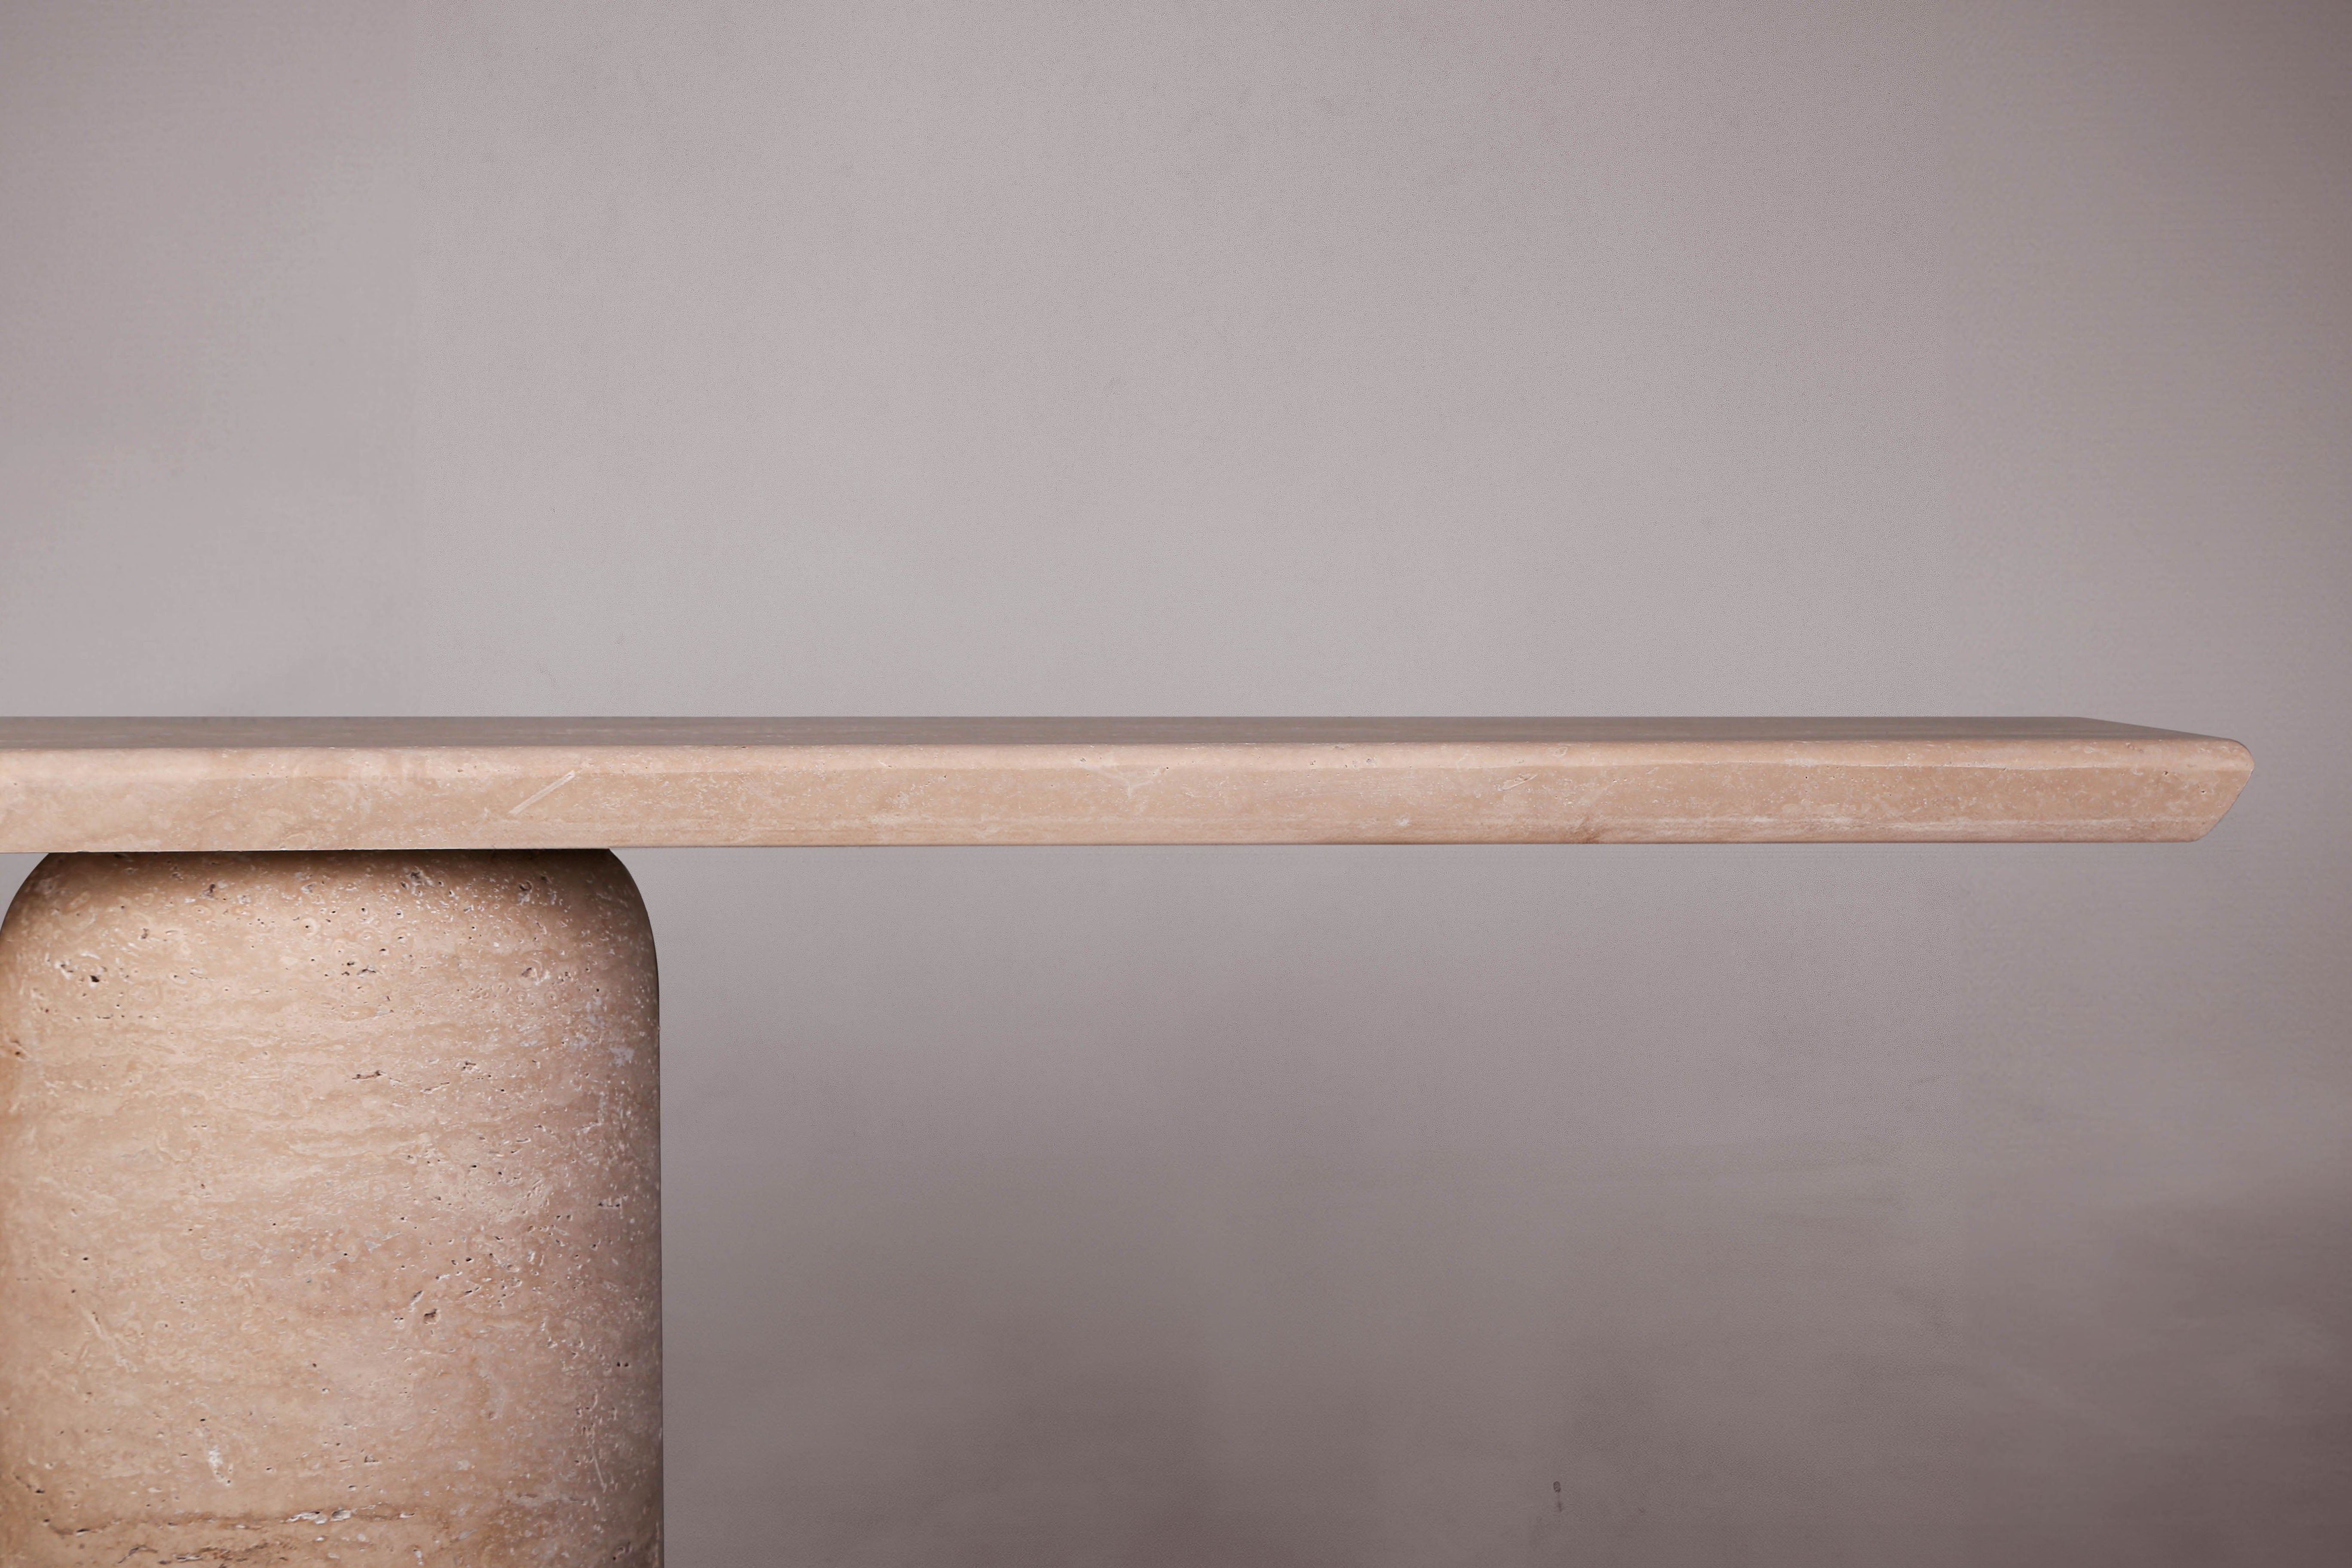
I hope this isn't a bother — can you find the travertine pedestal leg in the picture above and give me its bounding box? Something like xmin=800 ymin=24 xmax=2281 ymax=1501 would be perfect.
xmin=0 ymin=851 xmax=661 ymax=1565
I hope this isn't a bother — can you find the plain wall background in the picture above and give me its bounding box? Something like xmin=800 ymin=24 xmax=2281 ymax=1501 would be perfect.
xmin=1 ymin=2 xmax=2346 ymax=1562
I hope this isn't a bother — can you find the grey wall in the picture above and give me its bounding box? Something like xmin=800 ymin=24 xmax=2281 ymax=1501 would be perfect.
xmin=2 ymin=2 xmax=2346 ymax=1562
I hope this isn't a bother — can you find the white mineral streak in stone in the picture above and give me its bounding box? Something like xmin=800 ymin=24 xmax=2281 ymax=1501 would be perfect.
xmin=0 ymin=850 xmax=662 ymax=1565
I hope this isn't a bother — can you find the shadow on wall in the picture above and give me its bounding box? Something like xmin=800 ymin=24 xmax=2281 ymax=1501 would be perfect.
xmin=639 ymin=843 xmax=2352 ymax=1568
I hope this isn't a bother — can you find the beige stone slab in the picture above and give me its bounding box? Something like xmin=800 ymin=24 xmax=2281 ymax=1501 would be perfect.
xmin=0 ymin=717 xmax=2252 ymax=850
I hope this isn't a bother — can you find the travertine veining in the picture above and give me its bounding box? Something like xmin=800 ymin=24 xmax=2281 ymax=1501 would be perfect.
xmin=0 ymin=717 xmax=2257 ymax=850
xmin=0 ymin=851 xmax=661 ymax=1565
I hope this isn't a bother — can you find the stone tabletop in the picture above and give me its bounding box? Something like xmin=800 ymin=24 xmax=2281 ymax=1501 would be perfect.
xmin=0 ymin=717 xmax=2251 ymax=851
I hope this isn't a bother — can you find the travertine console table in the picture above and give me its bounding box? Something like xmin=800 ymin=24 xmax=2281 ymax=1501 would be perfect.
xmin=0 ymin=718 xmax=2251 ymax=1564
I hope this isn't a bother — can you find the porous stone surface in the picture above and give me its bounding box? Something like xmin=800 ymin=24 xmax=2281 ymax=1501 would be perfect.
xmin=0 ymin=717 xmax=2255 ymax=850
xmin=0 ymin=850 xmax=661 ymax=1565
